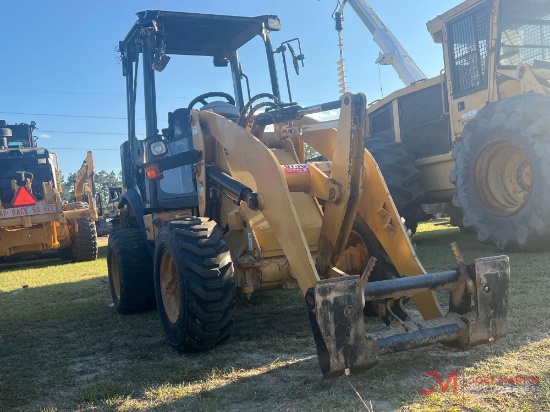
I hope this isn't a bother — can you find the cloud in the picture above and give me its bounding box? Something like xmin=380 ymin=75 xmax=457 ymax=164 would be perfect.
xmin=307 ymin=109 xmax=339 ymax=122
xmin=37 ymin=134 xmax=51 ymax=139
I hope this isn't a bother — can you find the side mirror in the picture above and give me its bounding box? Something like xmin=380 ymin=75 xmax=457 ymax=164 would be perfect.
xmin=287 ymin=43 xmax=305 ymax=75
xmin=213 ymin=56 xmax=229 ymax=67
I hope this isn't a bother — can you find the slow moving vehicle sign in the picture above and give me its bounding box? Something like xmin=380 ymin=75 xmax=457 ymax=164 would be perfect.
xmin=0 ymin=186 xmax=57 ymax=219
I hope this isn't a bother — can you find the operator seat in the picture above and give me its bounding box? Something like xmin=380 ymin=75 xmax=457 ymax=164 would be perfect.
xmin=200 ymin=101 xmax=241 ymax=122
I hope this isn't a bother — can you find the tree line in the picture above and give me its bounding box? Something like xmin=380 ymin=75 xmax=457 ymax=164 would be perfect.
xmin=60 ymin=170 xmax=122 ymax=210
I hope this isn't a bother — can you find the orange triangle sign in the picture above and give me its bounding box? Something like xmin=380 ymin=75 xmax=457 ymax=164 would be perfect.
xmin=12 ymin=186 xmax=37 ymax=207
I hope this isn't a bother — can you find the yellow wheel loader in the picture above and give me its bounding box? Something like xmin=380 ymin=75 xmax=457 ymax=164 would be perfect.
xmin=340 ymin=0 xmax=550 ymax=250
xmin=0 ymin=122 xmax=98 ymax=262
xmin=108 ymin=10 xmax=510 ymax=378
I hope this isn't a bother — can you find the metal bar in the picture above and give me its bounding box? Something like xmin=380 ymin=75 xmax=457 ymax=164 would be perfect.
xmin=255 ymin=99 xmax=341 ymax=127
xmin=263 ymin=31 xmax=281 ymax=102
xmin=206 ymin=165 xmax=250 ymax=199
xmin=296 ymin=100 xmax=341 ymax=117
xmin=364 ymin=270 xmax=461 ymax=301
xmin=209 ymin=185 xmax=239 ymax=206
xmin=142 ymin=35 xmax=159 ymax=208
xmin=206 ymin=165 xmax=259 ymax=210
xmin=229 ymin=52 xmax=245 ymax=110
xmin=278 ymin=46 xmax=293 ymax=102
xmin=373 ymin=320 xmax=464 ymax=355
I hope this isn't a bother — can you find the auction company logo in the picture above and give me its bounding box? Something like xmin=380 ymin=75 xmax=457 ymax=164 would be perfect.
xmin=420 ymin=368 xmax=540 ymax=403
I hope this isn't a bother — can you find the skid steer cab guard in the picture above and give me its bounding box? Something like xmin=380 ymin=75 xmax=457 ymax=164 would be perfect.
xmin=112 ymin=10 xmax=510 ymax=379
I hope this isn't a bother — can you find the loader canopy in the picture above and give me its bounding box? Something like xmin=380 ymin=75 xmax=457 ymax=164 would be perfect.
xmin=120 ymin=11 xmax=280 ymax=59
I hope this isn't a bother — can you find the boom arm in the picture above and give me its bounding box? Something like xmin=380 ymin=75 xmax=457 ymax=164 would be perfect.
xmin=345 ymin=0 xmax=427 ymax=86
xmin=74 ymin=151 xmax=95 ymax=203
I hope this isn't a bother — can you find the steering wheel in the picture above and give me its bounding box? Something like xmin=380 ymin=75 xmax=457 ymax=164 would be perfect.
xmin=187 ymin=92 xmax=235 ymax=111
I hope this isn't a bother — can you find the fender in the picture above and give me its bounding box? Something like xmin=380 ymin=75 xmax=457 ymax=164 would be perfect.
xmin=118 ymin=187 xmax=154 ymax=256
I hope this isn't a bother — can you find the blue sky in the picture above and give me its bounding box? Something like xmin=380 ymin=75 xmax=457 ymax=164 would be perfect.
xmin=1 ymin=0 xmax=457 ymax=176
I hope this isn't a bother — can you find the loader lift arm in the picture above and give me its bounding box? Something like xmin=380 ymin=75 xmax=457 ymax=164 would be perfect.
xmin=72 ymin=150 xmax=99 ymax=215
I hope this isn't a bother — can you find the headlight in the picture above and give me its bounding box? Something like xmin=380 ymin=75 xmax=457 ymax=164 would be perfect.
xmin=150 ymin=141 xmax=167 ymax=156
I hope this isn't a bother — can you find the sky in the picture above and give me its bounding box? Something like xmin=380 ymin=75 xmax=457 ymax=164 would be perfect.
xmin=1 ymin=0 xmax=457 ymax=176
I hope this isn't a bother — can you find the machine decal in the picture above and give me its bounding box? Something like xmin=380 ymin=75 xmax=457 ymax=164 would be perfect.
xmin=283 ymin=164 xmax=309 ymax=174
xmin=0 ymin=203 xmax=57 ymax=219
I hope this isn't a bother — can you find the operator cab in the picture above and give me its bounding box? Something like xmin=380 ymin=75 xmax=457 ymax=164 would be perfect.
xmin=119 ymin=11 xmax=301 ymax=210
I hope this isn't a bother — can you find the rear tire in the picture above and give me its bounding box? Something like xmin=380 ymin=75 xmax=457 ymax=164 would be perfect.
xmin=72 ymin=218 xmax=98 ymax=261
xmin=365 ymin=137 xmax=426 ymax=234
xmin=60 ymin=218 xmax=98 ymax=262
xmin=154 ymin=217 xmax=235 ymax=352
xmin=450 ymin=94 xmax=550 ymax=250
xmin=107 ymin=228 xmax=155 ymax=314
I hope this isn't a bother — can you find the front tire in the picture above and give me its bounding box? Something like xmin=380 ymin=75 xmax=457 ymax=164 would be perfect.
xmin=154 ymin=217 xmax=235 ymax=352
xmin=450 ymin=94 xmax=550 ymax=250
xmin=339 ymin=216 xmax=401 ymax=318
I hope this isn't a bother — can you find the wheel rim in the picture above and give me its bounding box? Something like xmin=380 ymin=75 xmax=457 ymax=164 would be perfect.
xmin=474 ymin=140 xmax=532 ymax=217
xmin=110 ymin=254 xmax=121 ymax=300
xmin=338 ymin=230 xmax=371 ymax=275
xmin=159 ymin=250 xmax=181 ymax=324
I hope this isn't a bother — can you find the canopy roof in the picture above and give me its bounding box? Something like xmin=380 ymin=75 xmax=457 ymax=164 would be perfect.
xmin=120 ymin=10 xmax=281 ymax=58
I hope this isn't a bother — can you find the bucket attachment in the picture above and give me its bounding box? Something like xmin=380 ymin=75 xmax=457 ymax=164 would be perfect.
xmin=307 ymin=255 xmax=510 ymax=379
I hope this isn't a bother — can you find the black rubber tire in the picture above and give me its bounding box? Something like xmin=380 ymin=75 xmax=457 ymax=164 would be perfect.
xmin=341 ymin=216 xmax=401 ymax=318
xmin=345 ymin=216 xmax=398 ymax=282
xmin=450 ymin=94 xmax=550 ymax=250
xmin=70 ymin=218 xmax=98 ymax=262
xmin=443 ymin=202 xmax=466 ymax=231
xmin=59 ymin=247 xmax=72 ymax=261
xmin=154 ymin=217 xmax=235 ymax=352
xmin=60 ymin=218 xmax=98 ymax=262
xmin=107 ymin=228 xmax=155 ymax=314
xmin=59 ymin=203 xmax=96 ymax=261
xmin=365 ymin=137 xmax=426 ymax=234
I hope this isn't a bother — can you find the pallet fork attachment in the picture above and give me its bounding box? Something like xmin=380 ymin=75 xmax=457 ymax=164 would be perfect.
xmin=308 ymin=255 xmax=510 ymax=379
xmin=298 ymin=94 xmax=510 ymax=378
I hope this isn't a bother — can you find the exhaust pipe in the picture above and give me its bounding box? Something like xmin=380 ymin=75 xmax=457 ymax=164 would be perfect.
xmin=0 ymin=127 xmax=11 ymax=149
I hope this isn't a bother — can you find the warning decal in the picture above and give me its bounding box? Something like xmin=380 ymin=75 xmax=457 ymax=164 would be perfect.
xmin=283 ymin=164 xmax=309 ymax=174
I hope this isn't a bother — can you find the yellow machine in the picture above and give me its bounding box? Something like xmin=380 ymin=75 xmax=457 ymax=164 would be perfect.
xmin=0 ymin=122 xmax=98 ymax=262
xmin=108 ymin=11 xmax=510 ymax=378
xmin=96 ymin=186 xmax=123 ymax=236
xmin=347 ymin=0 xmax=550 ymax=250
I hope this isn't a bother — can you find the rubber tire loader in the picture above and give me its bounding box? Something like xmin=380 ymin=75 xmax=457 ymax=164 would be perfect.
xmin=107 ymin=10 xmax=510 ymax=378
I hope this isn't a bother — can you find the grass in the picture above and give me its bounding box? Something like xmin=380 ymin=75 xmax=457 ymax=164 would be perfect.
xmin=0 ymin=222 xmax=548 ymax=411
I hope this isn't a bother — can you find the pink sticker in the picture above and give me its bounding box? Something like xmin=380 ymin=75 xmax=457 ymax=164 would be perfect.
xmin=283 ymin=164 xmax=309 ymax=174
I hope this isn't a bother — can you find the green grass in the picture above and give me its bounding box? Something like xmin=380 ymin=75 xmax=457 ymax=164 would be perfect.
xmin=0 ymin=223 xmax=548 ymax=411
